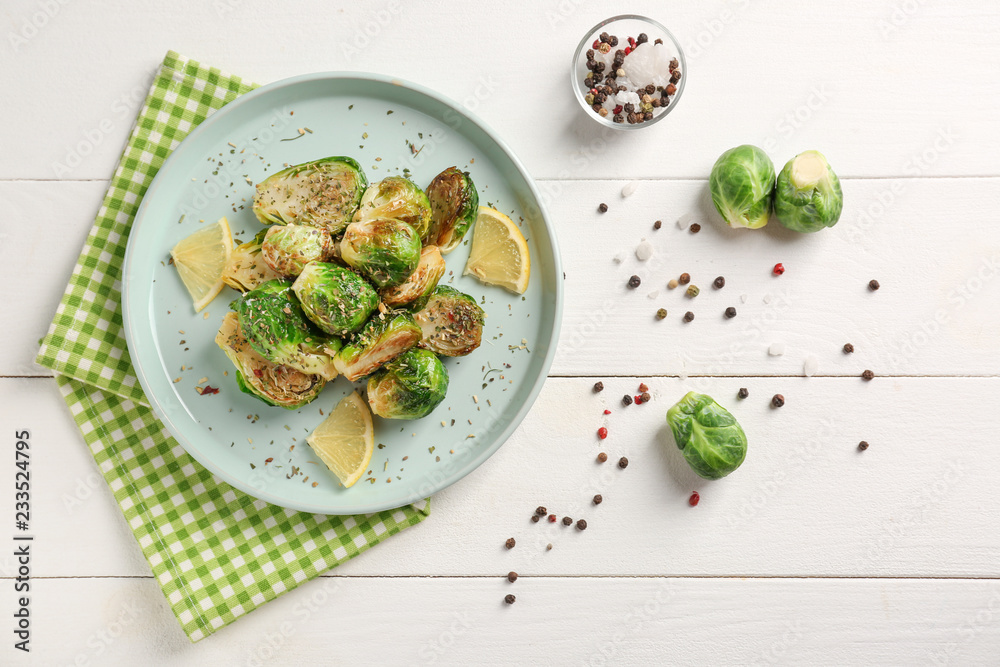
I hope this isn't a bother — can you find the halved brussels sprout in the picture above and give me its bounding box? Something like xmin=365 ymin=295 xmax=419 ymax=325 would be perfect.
xmin=334 ymin=311 xmax=422 ymax=382
xmin=412 ymin=285 xmax=485 ymax=357
xmin=234 ymin=280 xmax=341 ymax=380
xmin=340 ymin=218 xmax=421 ymax=288
xmin=367 ymin=348 xmax=449 ymax=420
xmin=353 ymin=176 xmax=432 ymax=238
xmin=215 ymin=312 xmax=325 ymax=409
xmin=380 ymin=246 xmax=446 ymax=308
xmin=261 ymin=224 xmax=336 ymax=277
xmin=424 ymin=167 xmax=479 ymax=253
xmin=222 ymin=229 xmax=283 ymax=293
xmin=709 ymin=145 xmax=775 ymax=229
xmin=773 ymin=151 xmax=844 ymax=233
xmin=252 ymin=156 xmax=367 ymax=234
xmin=292 ymin=262 xmax=380 ymax=336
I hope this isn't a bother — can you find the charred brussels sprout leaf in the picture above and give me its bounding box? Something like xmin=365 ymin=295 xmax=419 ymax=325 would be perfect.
xmin=340 ymin=218 xmax=421 ymax=288
xmin=666 ymin=392 xmax=748 ymax=480
xmin=709 ymin=145 xmax=775 ymax=229
xmin=412 ymin=285 xmax=485 ymax=357
xmin=252 ymin=156 xmax=367 ymax=234
xmin=367 ymin=348 xmax=449 ymax=420
xmin=261 ymin=224 xmax=336 ymax=277
xmin=380 ymin=245 xmax=446 ymax=308
xmin=292 ymin=262 xmax=379 ymax=336
xmin=353 ymin=176 xmax=433 ymax=238
xmin=424 ymin=167 xmax=479 ymax=253
xmin=222 ymin=229 xmax=283 ymax=293
xmin=773 ymin=150 xmax=844 ymax=233
xmin=215 ymin=312 xmax=325 ymax=409
xmin=234 ymin=280 xmax=340 ymax=380
xmin=334 ymin=311 xmax=421 ymax=382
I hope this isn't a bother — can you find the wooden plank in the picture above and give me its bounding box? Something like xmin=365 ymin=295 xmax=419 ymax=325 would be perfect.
xmin=0 ymin=0 xmax=997 ymax=180
xmin=8 ymin=576 xmax=1000 ymax=665
xmin=5 ymin=375 xmax=998 ymax=578
xmin=6 ymin=178 xmax=998 ymax=378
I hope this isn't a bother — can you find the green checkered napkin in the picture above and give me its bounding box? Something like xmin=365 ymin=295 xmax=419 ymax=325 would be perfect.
xmin=36 ymin=51 xmax=430 ymax=642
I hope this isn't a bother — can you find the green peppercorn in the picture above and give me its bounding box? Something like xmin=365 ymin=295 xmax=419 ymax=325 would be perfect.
xmin=656 ymin=308 xmax=668 ymax=320
xmin=585 ymin=93 xmax=595 ymax=105
xmin=686 ymin=285 xmax=700 ymax=298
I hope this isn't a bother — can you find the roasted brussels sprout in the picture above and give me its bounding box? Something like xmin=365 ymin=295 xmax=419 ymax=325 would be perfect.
xmin=252 ymin=156 xmax=367 ymax=234
xmin=261 ymin=224 xmax=336 ymax=276
xmin=367 ymin=348 xmax=449 ymax=420
xmin=340 ymin=218 xmax=421 ymax=288
xmin=424 ymin=167 xmax=479 ymax=253
xmin=412 ymin=285 xmax=485 ymax=357
xmin=380 ymin=245 xmax=446 ymax=308
xmin=353 ymin=176 xmax=433 ymax=238
xmin=773 ymin=150 xmax=844 ymax=233
xmin=334 ymin=311 xmax=422 ymax=382
xmin=222 ymin=229 xmax=283 ymax=293
xmin=292 ymin=262 xmax=380 ymax=336
xmin=234 ymin=280 xmax=341 ymax=380
xmin=215 ymin=312 xmax=325 ymax=409
xmin=666 ymin=392 xmax=748 ymax=480
xmin=709 ymin=145 xmax=775 ymax=229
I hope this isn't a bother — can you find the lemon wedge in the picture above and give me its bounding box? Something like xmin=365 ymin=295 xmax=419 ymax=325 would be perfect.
xmin=463 ymin=206 xmax=530 ymax=294
xmin=170 ymin=216 xmax=233 ymax=312
xmin=306 ymin=391 xmax=374 ymax=488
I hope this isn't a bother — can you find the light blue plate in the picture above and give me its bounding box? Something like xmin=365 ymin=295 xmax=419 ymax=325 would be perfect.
xmin=123 ymin=73 xmax=562 ymax=514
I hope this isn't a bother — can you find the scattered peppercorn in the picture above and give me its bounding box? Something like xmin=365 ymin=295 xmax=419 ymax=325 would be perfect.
xmin=546 ymin=543 xmax=553 ymax=551
xmin=576 ymin=519 xmax=588 ymax=531
xmin=667 ymin=279 xmax=679 ymax=289
xmin=843 ymin=343 xmax=855 ymax=354
xmin=628 ymin=275 xmax=641 ymax=289
xmin=771 ymin=394 xmax=785 ymax=408
xmin=641 ymin=392 xmax=651 ymax=403
xmin=654 ymin=38 xmax=663 ymax=44
xmin=869 ymin=279 xmax=880 ymax=291
xmin=598 ymin=202 xmax=608 ymax=213
xmin=597 ymin=427 xmax=608 ymax=440
xmin=505 ymin=538 xmax=515 ymax=549
xmin=679 ymin=273 xmax=691 ymax=285
xmin=725 ymin=307 xmax=737 ymax=319
xmin=683 ymin=311 xmax=694 ymax=322
xmin=597 ymin=452 xmax=608 ymax=463
xmin=536 ymin=506 xmax=547 ymax=516
xmin=634 ymin=395 xmax=643 ymax=405
xmin=548 ymin=514 xmax=557 ymax=523
xmin=507 ymin=571 xmax=518 ymax=583
xmin=862 ymin=370 xmax=875 ymax=381
xmin=686 ymin=285 xmax=700 ymax=298
xmin=618 ymin=456 xmax=629 ymax=469
xmin=562 ymin=516 xmax=573 ymax=526
xmin=737 ymin=387 xmax=749 ymax=399
xmin=593 ymin=494 xmax=603 ymax=505
xmin=689 ymin=223 xmax=701 ymax=234
xmin=594 ymin=381 xmax=604 ymax=392
xmin=531 ymin=515 xmax=540 ymax=523
xmin=603 ymin=409 xmax=611 ymax=415
xmin=637 ymin=32 xmax=648 ymax=44
xmin=654 ymin=220 xmax=662 ymax=230
xmin=689 ymin=492 xmax=700 ymax=507
xmin=656 ymin=308 xmax=668 ymax=320
xmin=713 ymin=276 xmax=726 ymax=289
xmin=773 ymin=263 xmax=785 ymax=275
xmin=858 ymin=441 xmax=870 ymax=451
xmin=622 ymin=394 xmax=633 ymax=406
xmin=504 ymin=594 xmax=516 ymax=604
xmin=638 ymin=383 xmax=648 ymax=392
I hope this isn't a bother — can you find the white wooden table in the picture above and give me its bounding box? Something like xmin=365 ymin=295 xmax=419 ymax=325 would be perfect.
xmin=3 ymin=1 xmax=999 ymax=664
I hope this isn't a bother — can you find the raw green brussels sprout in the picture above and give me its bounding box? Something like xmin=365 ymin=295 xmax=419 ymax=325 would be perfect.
xmin=334 ymin=311 xmax=422 ymax=382
xmin=340 ymin=218 xmax=421 ymax=288
xmin=222 ymin=229 xmax=283 ymax=293
xmin=234 ymin=280 xmax=341 ymax=380
xmin=424 ymin=167 xmax=479 ymax=253
xmin=367 ymin=348 xmax=449 ymax=420
xmin=666 ymin=392 xmax=748 ymax=480
xmin=353 ymin=176 xmax=433 ymax=238
xmin=709 ymin=145 xmax=775 ymax=229
xmin=380 ymin=245 xmax=446 ymax=308
xmin=215 ymin=312 xmax=325 ymax=409
xmin=261 ymin=224 xmax=336 ymax=276
xmin=292 ymin=262 xmax=379 ymax=336
xmin=412 ymin=285 xmax=485 ymax=357
xmin=252 ymin=156 xmax=367 ymax=234
xmin=773 ymin=150 xmax=844 ymax=233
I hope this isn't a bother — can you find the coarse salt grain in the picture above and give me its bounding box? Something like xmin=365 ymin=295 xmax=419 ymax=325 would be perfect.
xmin=621 ymin=181 xmax=639 ymax=198
xmin=647 ymin=290 xmax=660 ymax=299
xmin=768 ymin=343 xmax=785 ymax=356
xmin=613 ymin=252 xmax=625 ymax=264
xmin=635 ymin=240 xmax=654 ymax=261
xmin=740 ymin=294 xmax=748 ymax=304
xmin=803 ymin=355 xmax=818 ymax=377
xmin=677 ymin=213 xmax=693 ymax=230
xmin=763 ymin=294 xmax=773 ymax=304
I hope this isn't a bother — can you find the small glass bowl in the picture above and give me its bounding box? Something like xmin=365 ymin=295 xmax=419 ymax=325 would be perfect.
xmin=570 ymin=14 xmax=687 ymax=131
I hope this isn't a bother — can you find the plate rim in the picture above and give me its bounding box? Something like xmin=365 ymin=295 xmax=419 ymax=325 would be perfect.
xmin=122 ymin=71 xmax=564 ymax=514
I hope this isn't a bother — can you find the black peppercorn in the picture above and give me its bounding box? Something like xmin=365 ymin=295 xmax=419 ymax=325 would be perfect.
xmin=713 ymin=276 xmax=726 ymax=289
xmin=584 ymin=76 xmax=594 ymax=88
xmin=644 ymin=111 xmax=653 ymax=121
xmin=508 ymin=571 xmax=518 ymax=582
xmin=771 ymin=394 xmax=785 ymax=408
xmin=858 ymin=441 xmax=870 ymax=451
xmin=613 ymin=114 xmax=624 ymax=124
xmin=595 ymin=62 xmax=605 ymax=74
xmin=504 ymin=594 xmax=516 ymax=604
xmin=536 ymin=506 xmax=547 ymax=516
xmin=627 ymin=275 xmax=641 ymax=288
xmin=597 ymin=452 xmax=608 ymax=463
xmin=598 ymin=202 xmax=608 ymax=213
xmin=592 ymin=102 xmax=603 ymax=113
xmin=683 ymin=311 xmax=694 ymax=322
xmin=576 ymin=519 xmax=588 ymax=531
xmin=737 ymin=387 xmax=749 ymax=399
xmin=622 ymin=394 xmax=633 ymax=406
xmin=599 ymin=31 xmax=610 ymax=43
xmin=666 ymin=83 xmax=677 ymax=95
xmin=670 ymin=70 xmax=681 ymax=84
xmin=689 ymin=223 xmax=701 ymax=234
xmin=626 ymin=112 xmax=638 ymax=124
xmin=641 ymin=392 xmax=651 ymax=403
xmin=862 ymin=370 xmax=875 ymax=381
xmin=654 ymin=220 xmax=662 ymax=230
xmin=725 ymin=307 xmax=737 ymax=319
xmin=618 ymin=456 xmax=629 ymax=469
xmin=678 ymin=273 xmax=690 ymax=285
xmin=593 ymin=494 xmax=603 ymax=504
xmin=610 ymin=36 xmax=618 ymax=46
xmin=869 ymin=280 xmax=880 ymax=291
xmin=656 ymin=308 xmax=668 ymax=320
xmin=843 ymin=343 xmax=855 ymax=354
xmin=637 ymin=32 xmax=648 ymax=44
xmin=561 ymin=516 xmax=572 ymax=526
xmin=669 ymin=58 xmax=679 ymax=70
xmin=586 ymin=58 xmax=597 ymax=70
xmin=505 ymin=537 xmax=515 ymax=549
xmin=530 ymin=515 xmax=540 ymax=523
xmin=593 ymin=381 xmax=604 ymax=392
xmin=644 ymin=83 xmax=655 ymax=95
xmin=623 ymin=103 xmax=635 ymax=113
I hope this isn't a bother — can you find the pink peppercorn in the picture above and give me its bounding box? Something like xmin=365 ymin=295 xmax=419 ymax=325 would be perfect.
xmin=773 ymin=263 xmax=785 ymax=276
xmin=689 ymin=492 xmax=700 ymax=507
xmin=598 ymin=427 xmax=608 ymax=440
xmin=603 ymin=409 xmax=611 ymax=415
